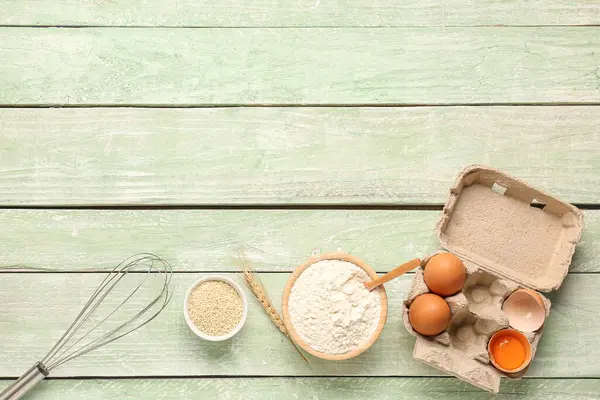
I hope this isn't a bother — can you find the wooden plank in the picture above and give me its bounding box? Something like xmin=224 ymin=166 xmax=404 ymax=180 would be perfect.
xmin=1 ymin=28 xmax=599 ymax=105
xmin=1 ymin=107 xmax=600 ymax=205
xmin=1 ymin=1 xmax=599 ymax=27
xmin=1 ymin=378 xmax=599 ymax=399
xmin=0 ymin=273 xmax=597 ymax=378
xmin=0 ymin=209 xmax=597 ymax=273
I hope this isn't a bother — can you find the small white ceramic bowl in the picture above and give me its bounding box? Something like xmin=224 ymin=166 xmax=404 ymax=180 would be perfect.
xmin=184 ymin=275 xmax=248 ymax=341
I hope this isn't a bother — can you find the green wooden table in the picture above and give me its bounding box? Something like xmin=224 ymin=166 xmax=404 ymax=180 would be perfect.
xmin=1 ymin=2 xmax=599 ymax=398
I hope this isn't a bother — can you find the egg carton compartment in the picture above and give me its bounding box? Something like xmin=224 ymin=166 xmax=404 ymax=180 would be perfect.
xmin=448 ymin=312 xmax=487 ymax=360
xmin=463 ymin=267 xmax=516 ymax=322
xmin=402 ymin=256 xmax=551 ymax=393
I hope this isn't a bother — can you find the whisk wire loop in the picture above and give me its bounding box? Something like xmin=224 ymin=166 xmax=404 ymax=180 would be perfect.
xmin=49 ymin=264 xmax=172 ymax=369
xmin=0 ymin=253 xmax=173 ymax=400
xmin=41 ymin=253 xmax=173 ymax=370
xmin=46 ymin=266 xmax=152 ymax=367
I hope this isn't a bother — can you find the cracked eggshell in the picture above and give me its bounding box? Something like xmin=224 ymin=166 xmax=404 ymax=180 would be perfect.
xmin=488 ymin=329 xmax=533 ymax=374
xmin=502 ymin=289 xmax=546 ymax=332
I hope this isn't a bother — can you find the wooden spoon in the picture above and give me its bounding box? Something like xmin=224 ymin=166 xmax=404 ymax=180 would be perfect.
xmin=364 ymin=258 xmax=422 ymax=291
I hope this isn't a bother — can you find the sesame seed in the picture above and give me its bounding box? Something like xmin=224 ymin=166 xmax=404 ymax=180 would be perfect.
xmin=188 ymin=280 xmax=243 ymax=337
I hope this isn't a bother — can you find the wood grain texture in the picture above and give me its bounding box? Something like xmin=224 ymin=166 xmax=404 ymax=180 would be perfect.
xmin=1 ymin=1 xmax=599 ymax=27
xmin=0 ymin=273 xmax=598 ymax=378
xmin=1 ymin=378 xmax=599 ymax=399
xmin=1 ymin=28 xmax=599 ymax=105
xmin=0 ymin=209 xmax=597 ymax=273
xmin=1 ymin=107 xmax=600 ymax=205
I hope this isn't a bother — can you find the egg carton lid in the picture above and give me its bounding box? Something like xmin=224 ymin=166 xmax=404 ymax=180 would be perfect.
xmin=436 ymin=165 xmax=583 ymax=292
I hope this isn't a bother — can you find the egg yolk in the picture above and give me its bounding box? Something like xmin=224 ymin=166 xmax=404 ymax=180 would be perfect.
xmin=491 ymin=336 xmax=525 ymax=370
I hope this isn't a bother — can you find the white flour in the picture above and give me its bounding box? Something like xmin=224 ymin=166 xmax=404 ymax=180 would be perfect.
xmin=288 ymin=260 xmax=382 ymax=354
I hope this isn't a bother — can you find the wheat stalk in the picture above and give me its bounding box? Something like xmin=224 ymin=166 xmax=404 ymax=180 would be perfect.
xmin=236 ymin=255 xmax=309 ymax=364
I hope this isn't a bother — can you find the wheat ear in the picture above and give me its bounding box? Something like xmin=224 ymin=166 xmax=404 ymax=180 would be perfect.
xmin=237 ymin=257 xmax=309 ymax=364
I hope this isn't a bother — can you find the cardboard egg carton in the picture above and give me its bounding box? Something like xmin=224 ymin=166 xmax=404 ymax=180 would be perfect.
xmin=402 ymin=165 xmax=584 ymax=393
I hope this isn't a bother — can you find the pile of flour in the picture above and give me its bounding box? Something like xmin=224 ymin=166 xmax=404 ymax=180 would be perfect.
xmin=288 ymin=259 xmax=382 ymax=354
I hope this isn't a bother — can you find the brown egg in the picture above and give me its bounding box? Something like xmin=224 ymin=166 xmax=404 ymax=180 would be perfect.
xmin=408 ymin=293 xmax=451 ymax=336
xmin=424 ymin=252 xmax=466 ymax=296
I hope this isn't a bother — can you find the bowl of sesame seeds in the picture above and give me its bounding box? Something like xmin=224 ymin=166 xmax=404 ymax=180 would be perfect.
xmin=184 ymin=275 xmax=248 ymax=341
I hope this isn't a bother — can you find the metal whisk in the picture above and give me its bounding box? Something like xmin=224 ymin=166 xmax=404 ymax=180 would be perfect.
xmin=0 ymin=253 xmax=173 ymax=400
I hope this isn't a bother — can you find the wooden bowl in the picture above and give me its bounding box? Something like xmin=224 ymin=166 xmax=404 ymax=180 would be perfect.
xmin=281 ymin=252 xmax=388 ymax=360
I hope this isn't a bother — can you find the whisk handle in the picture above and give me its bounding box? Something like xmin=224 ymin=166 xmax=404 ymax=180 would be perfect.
xmin=0 ymin=362 xmax=48 ymax=400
